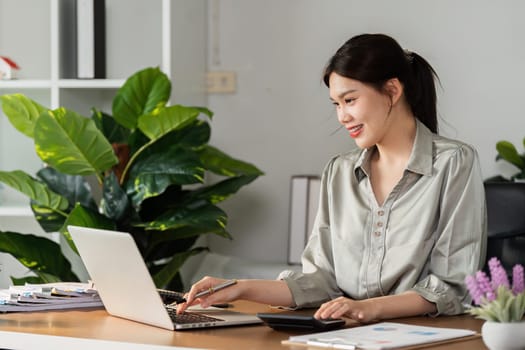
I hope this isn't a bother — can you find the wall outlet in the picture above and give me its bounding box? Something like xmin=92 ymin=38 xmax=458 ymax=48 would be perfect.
xmin=207 ymin=71 xmax=237 ymax=93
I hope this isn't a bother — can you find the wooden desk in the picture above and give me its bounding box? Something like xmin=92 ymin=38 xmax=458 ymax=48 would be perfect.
xmin=0 ymin=301 xmax=486 ymax=349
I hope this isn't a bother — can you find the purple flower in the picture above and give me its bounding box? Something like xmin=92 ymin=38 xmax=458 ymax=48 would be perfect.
xmin=512 ymin=264 xmax=525 ymax=295
xmin=465 ymin=275 xmax=484 ymax=305
xmin=488 ymin=257 xmax=510 ymax=289
xmin=475 ymin=271 xmax=496 ymax=302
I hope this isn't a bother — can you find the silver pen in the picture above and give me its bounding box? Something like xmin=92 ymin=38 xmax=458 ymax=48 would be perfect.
xmin=195 ymin=279 xmax=237 ymax=299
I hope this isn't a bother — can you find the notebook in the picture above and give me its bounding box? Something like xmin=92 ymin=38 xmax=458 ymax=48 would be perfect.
xmin=67 ymin=225 xmax=262 ymax=330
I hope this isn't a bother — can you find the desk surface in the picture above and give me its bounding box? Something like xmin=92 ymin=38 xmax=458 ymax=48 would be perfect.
xmin=0 ymin=301 xmax=487 ymax=350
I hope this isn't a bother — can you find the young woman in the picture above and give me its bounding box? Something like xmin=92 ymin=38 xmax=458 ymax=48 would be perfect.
xmin=177 ymin=33 xmax=487 ymax=323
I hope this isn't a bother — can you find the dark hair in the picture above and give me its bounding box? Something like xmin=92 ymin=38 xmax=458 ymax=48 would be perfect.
xmin=323 ymin=33 xmax=439 ymax=133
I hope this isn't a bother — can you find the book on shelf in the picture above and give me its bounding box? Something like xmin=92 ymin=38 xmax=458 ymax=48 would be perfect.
xmin=282 ymin=322 xmax=479 ymax=350
xmin=288 ymin=175 xmax=321 ymax=265
xmin=76 ymin=0 xmax=106 ymax=78
xmin=60 ymin=0 xmax=77 ymax=79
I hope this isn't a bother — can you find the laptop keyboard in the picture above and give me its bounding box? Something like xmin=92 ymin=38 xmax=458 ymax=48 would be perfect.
xmin=166 ymin=307 xmax=224 ymax=324
xmin=158 ymin=289 xmax=186 ymax=305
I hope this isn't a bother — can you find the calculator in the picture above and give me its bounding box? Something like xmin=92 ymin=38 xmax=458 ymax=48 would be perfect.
xmin=256 ymin=312 xmax=346 ymax=331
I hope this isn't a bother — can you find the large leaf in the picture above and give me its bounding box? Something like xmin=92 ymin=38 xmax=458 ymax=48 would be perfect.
xmin=127 ymin=129 xmax=151 ymax=156
xmin=91 ymin=109 xmax=131 ymax=144
xmin=34 ymin=108 xmax=118 ymax=176
xmin=0 ymin=231 xmax=78 ymax=282
xmin=61 ymin=204 xmax=116 ymax=254
xmin=11 ymin=276 xmax=46 ymax=285
xmin=141 ymin=202 xmax=228 ymax=232
xmin=0 ymin=93 xmax=48 ymax=138
xmin=101 ymin=172 xmax=130 ymax=222
xmin=37 ymin=167 xmax=97 ymax=212
xmin=31 ymin=201 xmax=68 ymax=233
xmin=148 ymin=226 xmax=230 ymax=254
xmin=138 ymin=105 xmax=203 ymax=141
xmin=496 ymin=141 xmax=525 ymax=170
xmin=126 ymin=147 xmax=205 ymax=208
xmin=189 ymin=175 xmax=260 ymax=204
xmin=198 ymin=145 xmax=264 ymax=177
xmin=120 ymin=120 xmax=210 ymax=184
xmin=152 ymin=247 xmax=207 ymax=288
xmin=112 ymin=67 xmax=171 ymax=129
xmin=190 ymin=106 xmax=213 ymax=119
xmin=175 ymin=120 xmax=211 ymax=148
xmin=0 ymin=170 xmax=69 ymax=213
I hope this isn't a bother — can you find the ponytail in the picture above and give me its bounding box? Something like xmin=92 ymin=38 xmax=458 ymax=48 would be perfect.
xmin=404 ymin=51 xmax=439 ymax=133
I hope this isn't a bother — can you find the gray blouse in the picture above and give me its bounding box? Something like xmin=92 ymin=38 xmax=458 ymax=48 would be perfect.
xmin=280 ymin=120 xmax=487 ymax=316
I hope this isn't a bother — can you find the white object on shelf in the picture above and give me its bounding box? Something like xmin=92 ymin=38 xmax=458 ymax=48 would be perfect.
xmin=0 ymin=56 xmax=20 ymax=80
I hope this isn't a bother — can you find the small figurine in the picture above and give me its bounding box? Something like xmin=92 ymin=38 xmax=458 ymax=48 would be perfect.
xmin=0 ymin=56 xmax=20 ymax=80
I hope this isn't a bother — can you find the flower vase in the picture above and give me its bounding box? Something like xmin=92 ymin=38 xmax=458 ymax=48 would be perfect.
xmin=481 ymin=321 xmax=525 ymax=350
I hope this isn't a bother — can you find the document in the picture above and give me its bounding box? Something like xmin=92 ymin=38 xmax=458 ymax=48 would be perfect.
xmin=0 ymin=282 xmax=103 ymax=312
xmin=283 ymin=322 xmax=477 ymax=349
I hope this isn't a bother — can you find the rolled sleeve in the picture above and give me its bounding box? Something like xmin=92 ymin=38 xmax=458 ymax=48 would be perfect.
xmin=278 ymin=269 xmax=341 ymax=308
xmin=412 ymin=275 xmax=463 ymax=315
xmin=412 ymin=145 xmax=487 ymax=315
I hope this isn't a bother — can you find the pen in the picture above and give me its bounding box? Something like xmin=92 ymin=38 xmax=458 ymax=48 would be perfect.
xmin=194 ymin=279 xmax=237 ymax=299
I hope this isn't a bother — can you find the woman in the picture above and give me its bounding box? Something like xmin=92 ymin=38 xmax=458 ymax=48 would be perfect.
xmin=178 ymin=33 xmax=487 ymax=323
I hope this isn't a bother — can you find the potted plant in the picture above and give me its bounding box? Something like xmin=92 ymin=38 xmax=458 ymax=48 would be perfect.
xmin=465 ymin=257 xmax=525 ymax=349
xmin=0 ymin=67 xmax=263 ymax=290
xmin=486 ymin=139 xmax=525 ymax=182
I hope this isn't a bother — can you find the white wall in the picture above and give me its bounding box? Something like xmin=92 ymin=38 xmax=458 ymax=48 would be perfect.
xmin=2 ymin=0 xmax=524 ymax=279
xmin=205 ymin=0 xmax=525 ymax=262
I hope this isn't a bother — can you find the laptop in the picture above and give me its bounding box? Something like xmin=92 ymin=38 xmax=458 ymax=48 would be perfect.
xmin=67 ymin=225 xmax=263 ymax=330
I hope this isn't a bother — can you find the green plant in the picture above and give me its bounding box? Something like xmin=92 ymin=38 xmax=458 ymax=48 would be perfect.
xmin=0 ymin=67 xmax=263 ymax=289
xmin=465 ymin=257 xmax=525 ymax=322
xmin=494 ymin=139 xmax=525 ymax=181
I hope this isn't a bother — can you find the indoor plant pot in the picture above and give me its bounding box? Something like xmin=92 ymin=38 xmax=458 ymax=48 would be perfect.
xmin=466 ymin=257 xmax=525 ymax=350
xmin=481 ymin=320 xmax=525 ymax=350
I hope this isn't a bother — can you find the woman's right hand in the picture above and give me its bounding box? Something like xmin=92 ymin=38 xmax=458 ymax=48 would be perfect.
xmin=176 ymin=276 xmax=243 ymax=314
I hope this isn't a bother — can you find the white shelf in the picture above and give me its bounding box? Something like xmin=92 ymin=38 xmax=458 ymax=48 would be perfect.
xmin=0 ymin=80 xmax=53 ymax=89
xmin=58 ymin=79 xmax=125 ymax=88
xmin=0 ymin=79 xmax=125 ymax=89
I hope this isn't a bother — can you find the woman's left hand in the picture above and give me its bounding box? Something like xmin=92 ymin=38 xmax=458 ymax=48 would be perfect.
xmin=314 ymin=296 xmax=379 ymax=323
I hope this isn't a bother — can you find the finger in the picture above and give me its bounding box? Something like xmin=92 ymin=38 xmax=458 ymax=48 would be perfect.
xmin=198 ymin=284 xmax=238 ymax=308
xmin=314 ymin=299 xmax=339 ymax=318
xmin=175 ymin=294 xmax=199 ymax=314
xmin=315 ymin=300 xmax=344 ymax=319
xmin=185 ymin=276 xmax=224 ymax=306
xmin=320 ymin=299 xmax=354 ymax=319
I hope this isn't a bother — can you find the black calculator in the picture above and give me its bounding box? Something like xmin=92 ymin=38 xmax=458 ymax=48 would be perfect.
xmin=256 ymin=312 xmax=346 ymax=331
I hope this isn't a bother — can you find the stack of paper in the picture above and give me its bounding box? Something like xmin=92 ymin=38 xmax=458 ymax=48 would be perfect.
xmin=283 ymin=322 xmax=478 ymax=350
xmin=0 ymin=282 xmax=103 ymax=312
